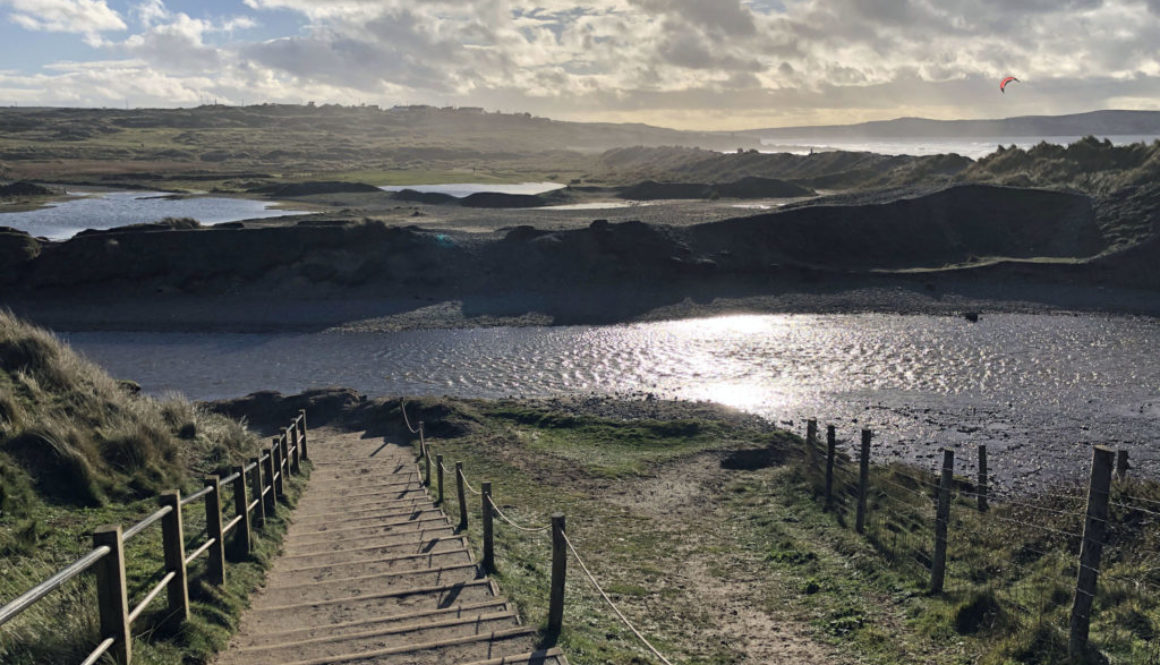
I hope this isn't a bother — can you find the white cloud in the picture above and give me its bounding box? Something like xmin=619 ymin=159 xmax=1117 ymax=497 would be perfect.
xmin=7 ymin=0 xmax=1160 ymax=128
xmin=3 ymin=0 xmax=125 ymax=39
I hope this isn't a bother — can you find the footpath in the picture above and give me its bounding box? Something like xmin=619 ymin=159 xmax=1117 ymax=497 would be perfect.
xmin=216 ymin=428 xmax=567 ymax=665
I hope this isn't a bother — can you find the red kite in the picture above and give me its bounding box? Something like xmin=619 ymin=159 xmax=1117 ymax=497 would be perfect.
xmin=1000 ymin=76 xmax=1019 ymax=93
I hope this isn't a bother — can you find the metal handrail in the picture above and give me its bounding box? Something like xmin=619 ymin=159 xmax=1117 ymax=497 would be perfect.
xmin=123 ymin=506 xmax=173 ymax=542
xmin=0 ymin=546 xmax=111 ymax=627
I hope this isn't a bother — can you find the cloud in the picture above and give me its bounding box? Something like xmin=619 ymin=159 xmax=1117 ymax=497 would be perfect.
xmin=3 ymin=0 xmax=125 ymax=45
xmin=5 ymin=0 xmax=1160 ymax=129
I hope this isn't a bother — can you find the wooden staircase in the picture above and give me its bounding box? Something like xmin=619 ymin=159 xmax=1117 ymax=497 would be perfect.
xmin=216 ymin=429 xmax=567 ymax=665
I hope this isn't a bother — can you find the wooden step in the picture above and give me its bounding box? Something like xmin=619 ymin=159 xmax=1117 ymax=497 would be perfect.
xmin=272 ymin=548 xmax=473 ymax=581
xmin=280 ymin=627 xmax=538 ymax=665
xmin=309 ymin=472 xmax=419 ymax=487
xmin=296 ymin=488 xmax=429 ymax=509
xmin=227 ymin=613 xmax=524 ymax=665
xmin=245 ymin=579 xmax=501 ymax=628
xmin=282 ymin=522 xmax=452 ymax=555
xmin=294 ymin=497 xmax=429 ymax=520
xmin=237 ymin=600 xmax=513 ymax=648
xmin=277 ymin=534 xmax=465 ymax=564
xmin=259 ymin=564 xmax=482 ymax=605
xmin=454 ymin=649 xmax=569 ymax=665
xmin=288 ymin=510 xmax=446 ymax=539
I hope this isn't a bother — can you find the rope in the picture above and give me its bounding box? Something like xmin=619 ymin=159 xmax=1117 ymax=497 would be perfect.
xmin=401 ymin=399 xmax=420 ymax=434
xmin=462 ymin=473 xmax=483 ymax=496
xmin=491 ymin=503 xmax=551 ymax=533
xmin=562 ymin=532 xmax=675 ymax=665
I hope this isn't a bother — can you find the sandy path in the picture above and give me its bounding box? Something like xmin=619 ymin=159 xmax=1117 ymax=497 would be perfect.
xmin=214 ymin=427 xmax=566 ymax=665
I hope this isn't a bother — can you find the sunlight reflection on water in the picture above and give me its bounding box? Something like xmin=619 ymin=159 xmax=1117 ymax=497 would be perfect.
xmin=64 ymin=312 xmax=1160 ymax=485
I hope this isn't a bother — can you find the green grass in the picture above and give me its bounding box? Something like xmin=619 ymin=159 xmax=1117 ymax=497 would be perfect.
xmin=390 ymin=396 xmax=1160 ymax=665
xmin=0 ymin=311 xmax=306 ymax=664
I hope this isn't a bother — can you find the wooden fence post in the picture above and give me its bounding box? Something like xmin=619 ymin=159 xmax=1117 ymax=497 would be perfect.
xmin=290 ymin=427 xmax=301 ymax=475
xmin=204 ymin=476 xmax=226 ymax=585
xmin=250 ymin=457 xmax=265 ymax=528
xmin=806 ymin=419 xmax=817 ymax=449
xmin=231 ymin=465 xmax=251 ymax=559
xmin=298 ymin=410 xmax=309 ymax=461
xmin=931 ymin=448 xmax=954 ymax=593
xmin=977 ymin=444 xmax=989 ymax=513
xmin=436 ymin=454 xmax=445 ymax=505
xmin=93 ymin=525 xmax=131 ymax=665
xmin=548 ymin=513 xmax=567 ymax=636
xmin=824 ymin=425 xmax=836 ymax=511
xmin=280 ymin=433 xmax=291 ymax=479
xmin=422 ymin=423 xmax=431 ymax=487
xmin=1116 ymin=449 xmax=1129 ymax=480
xmin=271 ymin=438 xmax=284 ymax=499
xmin=455 ymin=461 xmax=468 ymax=530
xmin=856 ymin=429 xmax=871 ymax=534
xmin=158 ymin=491 xmax=188 ymax=629
xmin=262 ymin=452 xmax=277 ymax=515
xmin=1069 ymin=446 xmax=1115 ymax=659
xmin=482 ymin=482 xmax=495 ymax=572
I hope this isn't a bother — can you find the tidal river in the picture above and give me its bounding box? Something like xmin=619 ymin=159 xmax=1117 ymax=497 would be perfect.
xmin=63 ymin=313 xmax=1160 ymax=490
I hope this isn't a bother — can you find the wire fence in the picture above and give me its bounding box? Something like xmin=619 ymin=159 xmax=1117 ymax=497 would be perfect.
xmin=403 ymin=400 xmax=1160 ymax=664
xmin=798 ymin=419 xmax=1159 ymax=663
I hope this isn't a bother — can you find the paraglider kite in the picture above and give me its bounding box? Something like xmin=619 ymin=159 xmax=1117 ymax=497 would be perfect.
xmin=1000 ymin=76 xmax=1019 ymax=94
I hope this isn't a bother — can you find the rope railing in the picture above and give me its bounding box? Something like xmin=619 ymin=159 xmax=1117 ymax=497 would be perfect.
xmin=0 ymin=409 xmax=310 ymax=665
xmin=411 ymin=412 xmax=675 ymax=665
xmin=490 ymin=502 xmax=552 ymax=533
xmin=401 ymin=398 xmax=421 ymax=434
xmin=563 ymin=531 xmax=676 ymax=665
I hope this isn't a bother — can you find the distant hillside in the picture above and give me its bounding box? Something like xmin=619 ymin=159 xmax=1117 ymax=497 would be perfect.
xmin=597 ymin=146 xmax=972 ymax=190
xmin=742 ymin=110 xmax=1160 ymax=140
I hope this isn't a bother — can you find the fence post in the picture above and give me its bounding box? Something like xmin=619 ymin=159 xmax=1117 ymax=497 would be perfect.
xmin=422 ymin=423 xmax=431 ymax=487
xmin=548 ymin=513 xmax=567 ymax=636
xmin=455 ymin=461 xmax=468 ymax=530
xmin=824 ymin=425 xmax=836 ymax=511
xmin=280 ymin=432 xmax=291 ymax=479
xmin=806 ymin=419 xmax=817 ymax=449
xmin=158 ymin=491 xmax=189 ymax=628
xmin=290 ymin=427 xmax=301 ymax=475
xmin=204 ymin=475 xmax=226 ymax=585
xmin=436 ymin=454 xmax=445 ymax=505
xmin=262 ymin=451 xmax=277 ymax=515
xmin=977 ymin=444 xmax=989 ymax=513
xmin=931 ymin=448 xmax=954 ymax=593
xmin=1069 ymin=446 xmax=1115 ymax=659
xmin=482 ymin=482 xmax=495 ymax=572
xmin=93 ymin=525 xmax=131 ymax=665
xmin=250 ymin=457 xmax=265 ymax=528
xmin=271 ymin=438 xmax=284 ymax=499
xmin=231 ymin=465 xmax=251 ymax=559
xmin=856 ymin=429 xmax=871 ymax=534
xmin=1115 ymin=449 xmax=1129 ymax=480
xmin=298 ymin=410 xmax=309 ymax=461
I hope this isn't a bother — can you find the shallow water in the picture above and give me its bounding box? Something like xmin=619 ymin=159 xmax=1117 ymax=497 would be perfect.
xmin=378 ymin=182 xmax=566 ymax=198
xmin=63 ymin=313 xmax=1160 ymax=488
xmin=0 ymin=191 xmax=304 ymax=240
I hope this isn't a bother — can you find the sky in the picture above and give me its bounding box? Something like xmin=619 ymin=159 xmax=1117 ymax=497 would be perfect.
xmin=1 ymin=0 xmax=1160 ymax=130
